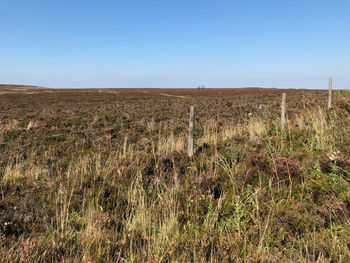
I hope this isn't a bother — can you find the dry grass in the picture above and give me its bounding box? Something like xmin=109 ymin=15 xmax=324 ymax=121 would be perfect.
xmin=0 ymin=88 xmax=349 ymax=262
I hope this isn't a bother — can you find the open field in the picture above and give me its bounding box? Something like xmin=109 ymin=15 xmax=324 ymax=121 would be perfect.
xmin=0 ymin=87 xmax=350 ymax=262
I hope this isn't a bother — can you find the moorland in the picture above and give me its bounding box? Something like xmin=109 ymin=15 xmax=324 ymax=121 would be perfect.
xmin=0 ymin=86 xmax=349 ymax=262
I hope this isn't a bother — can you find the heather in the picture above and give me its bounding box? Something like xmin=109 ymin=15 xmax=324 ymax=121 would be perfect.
xmin=0 ymin=87 xmax=349 ymax=262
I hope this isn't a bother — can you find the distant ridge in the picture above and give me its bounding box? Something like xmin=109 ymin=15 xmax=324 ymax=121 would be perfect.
xmin=0 ymin=84 xmax=49 ymax=91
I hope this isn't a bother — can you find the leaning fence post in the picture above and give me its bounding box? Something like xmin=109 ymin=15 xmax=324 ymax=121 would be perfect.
xmin=328 ymin=77 xmax=332 ymax=109
xmin=281 ymin=93 xmax=286 ymax=130
xmin=188 ymin=106 xmax=194 ymax=157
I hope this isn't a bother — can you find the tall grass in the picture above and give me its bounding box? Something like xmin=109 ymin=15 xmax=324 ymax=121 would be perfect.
xmin=1 ymin=93 xmax=350 ymax=262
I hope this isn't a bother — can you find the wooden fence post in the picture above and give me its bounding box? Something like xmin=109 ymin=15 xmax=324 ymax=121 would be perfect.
xmin=188 ymin=106 xmax=194 ymax=157
xmin=328 ymin=77 xmax=332 ymax=109
xmin=281 ymin=93 xmax=286 ymax=130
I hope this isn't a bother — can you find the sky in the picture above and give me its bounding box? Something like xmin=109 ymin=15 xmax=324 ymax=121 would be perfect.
xmin=1 ymin=0 xmax=350 ymax=89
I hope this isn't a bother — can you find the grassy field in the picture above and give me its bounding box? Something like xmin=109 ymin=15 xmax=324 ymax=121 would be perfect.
xmin=0 ymin=86 xmax=349 ymax=262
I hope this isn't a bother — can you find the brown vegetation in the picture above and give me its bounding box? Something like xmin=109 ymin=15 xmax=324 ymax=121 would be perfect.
xmin=0 ymin=87 xmax=349 ymax=262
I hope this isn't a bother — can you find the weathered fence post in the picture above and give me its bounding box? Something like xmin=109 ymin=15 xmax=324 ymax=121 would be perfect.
xmin=188 ymin=106 xmax=194 ymax=157
xmin=123 ymin=136 xmax=128 ymax=156
xmin=281 ymin=93 xmax=286 ymax=130
xmin=328 ymin=77 xmax=332 ymax=109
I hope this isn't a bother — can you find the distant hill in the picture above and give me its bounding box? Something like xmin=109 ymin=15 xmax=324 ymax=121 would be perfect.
xmin=0 ymin=84 xmax=48 ymax=91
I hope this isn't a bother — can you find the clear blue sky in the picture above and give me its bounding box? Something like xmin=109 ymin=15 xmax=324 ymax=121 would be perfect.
xmin=1 ymin=0 xmax=350 ymax=89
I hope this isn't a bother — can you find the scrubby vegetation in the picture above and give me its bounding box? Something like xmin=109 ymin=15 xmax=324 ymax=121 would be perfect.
xmin=0 ymin=88 xmax=349 ymax=262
